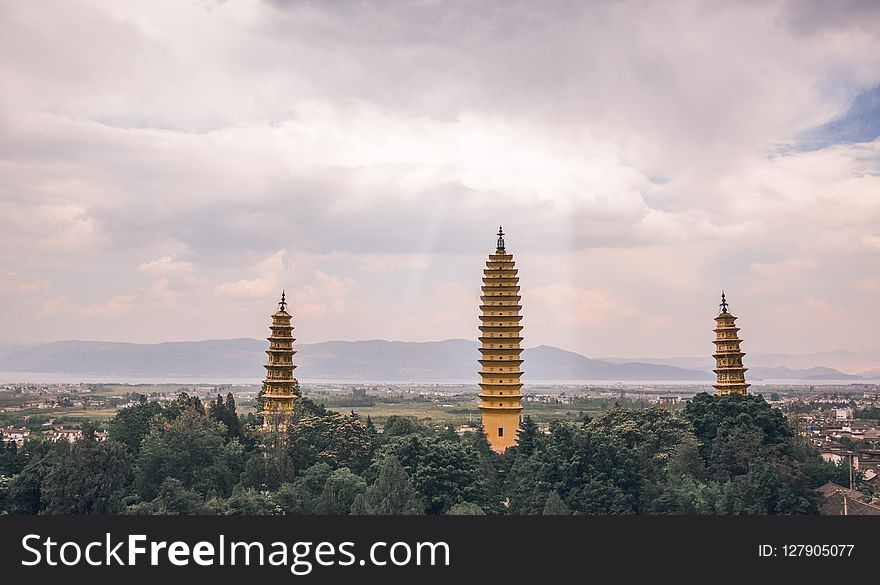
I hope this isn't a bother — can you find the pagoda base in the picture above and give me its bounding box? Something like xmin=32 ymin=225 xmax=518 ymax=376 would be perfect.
xmin=481 ymin=408 xmax=522 ymax=453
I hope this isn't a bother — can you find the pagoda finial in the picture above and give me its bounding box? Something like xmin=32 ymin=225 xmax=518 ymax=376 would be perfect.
xmin=496 ymin=225 xmax=505 ymax=251
xmin=719 ymin=291 xmax=728 ymax=314
xmin=279 ymin=290 xmax=287 ymax=312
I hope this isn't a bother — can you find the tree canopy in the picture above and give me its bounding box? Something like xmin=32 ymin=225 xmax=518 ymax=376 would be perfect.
xmin=0 ymin=390 xmax=852 ymax=516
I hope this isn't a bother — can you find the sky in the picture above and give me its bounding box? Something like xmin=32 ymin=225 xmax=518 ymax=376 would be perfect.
xmin=2 ymin=0 xmax=880 ymax=358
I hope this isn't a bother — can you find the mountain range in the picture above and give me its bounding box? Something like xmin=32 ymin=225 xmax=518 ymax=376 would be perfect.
xmin=0 ymin=338 xmax=874 ymax=383
xmin=0 ymin=338 xmax=713 ymax=382
xmin=600 ymin=349 xmax=880 ymax=378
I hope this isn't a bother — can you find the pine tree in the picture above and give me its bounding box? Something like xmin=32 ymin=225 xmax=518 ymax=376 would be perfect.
xmin=256 ymin=387 xmax=265 ymax=416
xmin=517 ymin=415 xmax=539 ymax=456
xmin=208 ymin=393 xmax=241 ymax=440
xmin=447 ymin=502 xmax=486 ymax=515
xmin=542 ymin=490 xmax=571 ymax=515
xmin=474 ymin=423 xmax=491 ymax=455
xmin=350 ymin=455 xmax=423 ymax=515
xmin=224 ymin=393 xmax=241 ymax=439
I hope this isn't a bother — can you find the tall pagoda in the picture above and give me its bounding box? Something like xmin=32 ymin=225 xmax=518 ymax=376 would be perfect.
xmin=478 ymin=226 xmax=524 ymax=452
xmin=712 ymin=292 xmax=750 ymax=396
xmin=261 ymin=291 xmax=300 ymax=430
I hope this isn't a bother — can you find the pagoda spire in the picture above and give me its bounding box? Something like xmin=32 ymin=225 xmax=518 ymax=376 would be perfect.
xmin=712 ymin=292 xmax=749 ymax=396
xmin=261 ymin=291 xmax=300 ymax=430
xmin=479 ymin=226 xmax=524 ymax=452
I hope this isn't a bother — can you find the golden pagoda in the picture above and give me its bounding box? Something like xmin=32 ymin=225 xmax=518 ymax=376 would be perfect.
xmin=478 ymin=226 xmax=524 ymax=452
xmin=712 ymin=292 xmax=750 ymax=396
xmin=261 ymin=291 xmax=300 ymax=429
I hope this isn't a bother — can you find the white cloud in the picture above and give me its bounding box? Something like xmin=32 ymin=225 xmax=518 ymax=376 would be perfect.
xmin=79 ymin=294 xmax=137 ymax=317
xmin=137 ymin=255 xmax=194 ymax=275
xmin=355 ymin=254 xmax=432 ymax=273
xmin=289 ymin=271 xmax=360 ymax=320
xmin=526 ymin=284 xmax=636 ymax=325
xmin=214 ymin=250 xmax=287 ymax=299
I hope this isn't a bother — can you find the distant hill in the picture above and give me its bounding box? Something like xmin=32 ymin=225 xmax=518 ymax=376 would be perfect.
xmin=524 ymin=345 xmax=711 ymax=381
xmin=0 ymin=339 xmax=267 ymax=378
xmin=748 ymin=366 xmax=864 ymax=381
xmin=0 ymin=338 xmax=713 ymax=382
xmin=600 ymin=352 xmax=880 ymax=380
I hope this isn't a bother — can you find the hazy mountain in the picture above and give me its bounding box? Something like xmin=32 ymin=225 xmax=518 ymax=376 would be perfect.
xmin=858 ymin=368 xmax=880 ymax=380
xmin=748 ymin=366 xmax=864 ymax=381
xmin=0 ymin=338 xmax=713 ymax=382
xmin=3 ymin=339 xmax=873 ymax=382
xmin=744 ymin=350 xmax=880 ymax=372
xmin=599 ymin=356 xmax=716 ymax=370
xmin=600 ymin=351 xmax=880 ymax=379
xmin=0 ymin=341 xmax=40 ymax=360
xmin=524 ymin=345 xmax=711 ymax=381
xmin=0 ymin=339 xmax=267 ymax=378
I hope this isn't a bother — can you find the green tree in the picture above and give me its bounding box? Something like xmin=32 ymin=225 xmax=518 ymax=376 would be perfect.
xmin=684 ymin=393 xmax=792 ymax=447
xmin=208 ymin=393 xmax=242 ymax=440
xmin=41 ymin=439 xmax=133 ymax=514
xmin=5 ymin=440 xmax=66 ymax=514
xmin=505 ymin=421 xmax=639 ymax=515
xmin=315 ymin=468 xmax=368 ymax=515
xmin=516 ymin=415 xmax=540 ymax=457
xmin=350 ymin=455 xmax=424 ymax=515
xmin=439 ymin=424 xmax=459 ymax=442
xmin=162 ymin=393 xmax=205 ymax=420
xmin=224 ymin=487 xmax=281 ymax=515
xmin=567 ymin=478 xmax=634 ymax=514
xmin=372 ymin=435 xmax=493 ymax=514
xmin=855 ymin=407 xmax=880 ymax=423
xmin=718 ymin=460 xmax=811 ymax=515
xmin=255 ymin=387 xmax=265 ymax=417
xmin=473 ymin=423 xmax=491 ymax=455
xmin=801 ymin=456 xmax=850 ymax=488
xmin=108 ymin=398 xmax=164 ymax=454
xmin=0 ymin=473 xmax=11 ymax=514
xmin=446 ymin=502 xmax=486 ymax=515
xmin=381 ymin=416 xmax=428 ymax=438
xmin=292 ymin=395 xmax=327 ymax=419
xmin=135 ymin=408 xmax=245 ymax=500
xmin=651 ymin=477 xmax=723 ymax=514
xmin=665 ymin=434 xmax=707 ymax=482
xmin=285 ymin=413 xmax=375 ymax=474
xmin=128 ymin=477 xmax=206 ymax=515
xmin=542 ymin=490 xmax=571 ymax=515
xmin=6 ymin=462 xmax=46 ymax=514
xmin=274 ymin=463 xmax=333 ymax=515
xmin=0 ymin=440 xmax=28 ymax=475
xmin=241 ymin=447 xmax=294 ymax=490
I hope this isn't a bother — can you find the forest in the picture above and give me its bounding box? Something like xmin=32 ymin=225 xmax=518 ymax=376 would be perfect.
xmin=0 ymin=392 xmax=851 ymax=515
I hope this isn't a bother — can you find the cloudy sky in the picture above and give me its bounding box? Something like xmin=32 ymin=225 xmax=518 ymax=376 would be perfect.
xmin=2 ymin=0 xmax=880 ymax=358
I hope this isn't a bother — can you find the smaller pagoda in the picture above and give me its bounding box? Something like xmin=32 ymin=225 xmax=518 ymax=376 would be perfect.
xmin=261 ymin=291 xmax=300 ymax=430
xmin=712 ymin=292 xmax=750 ymax=396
